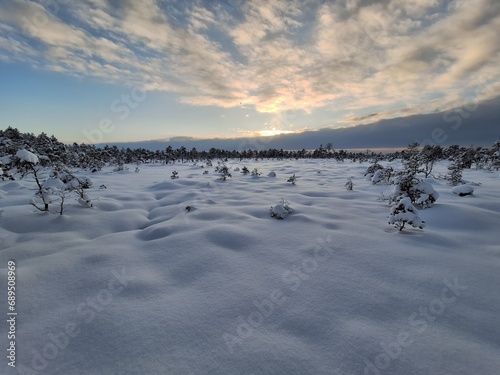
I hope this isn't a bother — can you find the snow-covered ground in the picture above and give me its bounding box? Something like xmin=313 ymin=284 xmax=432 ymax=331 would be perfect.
xmin=1 ymin=159 xmax=499 ymax=375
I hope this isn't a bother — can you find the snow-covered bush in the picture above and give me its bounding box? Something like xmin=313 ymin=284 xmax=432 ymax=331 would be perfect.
xmin=251 ymin=168 xmax=260 ymax=176
xmin=391 ymin=172 xmax=439 ymax=209
xmin=171 ymin=171 xmax=179 ymax=179
xmin=287 ymin=174 xmax=297 ymax=185
xmin=241 ymin=166 xmax=250 ymax=174
xmin=388 ymin=197 xmax=425 ymax=231
xmin=447 ymin=162 xmax=463 ymax=185
xmin=413 ymin=180 xmax=439 ymax=208
xmin=364 ymin=162 xmax=384 ymax=179
xmin=270 ymin=199 xmax=292 ymax=220
xmin=345 ymin=178 xmax=353 ymax=190
xmin=218 ymin=165 xmax=231 ymax=181
xmin=371 ymin=166 xmax=393 ymax=184
xmin=67 ymin=176 xmax=94 ymax=208
xmin=268 ymin=171 xmax=276 ymax=177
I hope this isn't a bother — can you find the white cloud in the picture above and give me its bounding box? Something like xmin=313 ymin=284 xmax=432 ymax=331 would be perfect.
xmin=0 ymin=0 xmax=499 ymax=126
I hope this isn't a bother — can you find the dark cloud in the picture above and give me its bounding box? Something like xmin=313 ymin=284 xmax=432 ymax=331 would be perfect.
xmin=103 ymin=95 xmax=500 ymax=151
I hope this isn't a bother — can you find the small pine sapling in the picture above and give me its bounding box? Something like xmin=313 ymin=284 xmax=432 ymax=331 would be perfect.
xmin=219 ymin=165 xmax=231 ymax=181
xmin=287 ymin=174 xmax=297 ymax=185
xmin=345 ymin=178 xmax=353 ymax=191
xmin=388 ymin=197 xmax=425 ymax=231
xmin=447 ymin=162 xmax=463 ymax=185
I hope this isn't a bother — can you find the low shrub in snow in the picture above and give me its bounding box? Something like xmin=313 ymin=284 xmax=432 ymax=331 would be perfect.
xmin=446 ymin=162 xmax=463 ymax=185
xmin=171 ymin=171 xmax=179 ymax=179
xmin=388 ymin=197 xmax=425 ymax=231
xmin=270 ymin=198 xmax=292 ymax=219
xmin=218 ymin=165 xmax=231 ymax=181
xmin=287 ymin=174 xmax=297 ymax=185
xmin=345 ymin=178 xmax=353 ymax=191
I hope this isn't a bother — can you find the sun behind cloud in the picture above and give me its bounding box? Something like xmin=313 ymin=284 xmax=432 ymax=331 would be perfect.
xmin=258 ymin=128 xmax=296 ymax=137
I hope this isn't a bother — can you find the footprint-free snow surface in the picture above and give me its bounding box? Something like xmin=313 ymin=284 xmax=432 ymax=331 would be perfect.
xmin=1 ymin=160 xmax=499 ymax=375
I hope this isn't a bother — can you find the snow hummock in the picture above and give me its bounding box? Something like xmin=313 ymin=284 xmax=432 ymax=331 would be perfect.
xmin=15 ymin=149 xmax=39 ymax=164
xmin=452 ymin=184 xmax=474 ymax=196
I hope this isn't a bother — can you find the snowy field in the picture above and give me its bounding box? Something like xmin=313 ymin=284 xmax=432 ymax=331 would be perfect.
xmin=1 ymin=159 xmax=499 ymax=375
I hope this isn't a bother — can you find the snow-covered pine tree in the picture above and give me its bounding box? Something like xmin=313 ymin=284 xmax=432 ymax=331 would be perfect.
xmin=287 ymin=174 xmax=297 ymax=185
xmin=391 ymin=170 xmax=439 ymax=209
xmin=345 ymin=178 xmax=353 ymax=190
xmin=388 ymin=197 xmax=425 ymax=231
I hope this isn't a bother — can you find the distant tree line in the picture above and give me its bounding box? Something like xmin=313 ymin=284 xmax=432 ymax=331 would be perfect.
xmin=1 ymin=127 xmax=499 ymax=179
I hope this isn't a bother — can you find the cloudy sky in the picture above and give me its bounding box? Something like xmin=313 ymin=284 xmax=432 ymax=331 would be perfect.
xmin=0 ymin=0 xmax=499 ymax=144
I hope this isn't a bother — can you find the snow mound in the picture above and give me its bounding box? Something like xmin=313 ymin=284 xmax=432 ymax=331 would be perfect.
xmin=452 ymin=185 xmax=474 ymax=196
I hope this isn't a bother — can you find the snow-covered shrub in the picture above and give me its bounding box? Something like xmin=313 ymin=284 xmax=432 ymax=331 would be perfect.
xmin=268 ymin=171 xmax=276 ymax=177
xmin=371 ymin=166 xmax=393 ymax=184
xmin=251 ymin=168 xmax=260 ymax=176
xmin=218 ymin=165 xmax=231 ymax=181
xmin=270 ymin=198 xmax=292 ymax=220
xmin=13 ymin=150 xmax=51 ymax=212
xmin=171 ymin=171 xmax=179 ymax=179
xmin=451 ymin=185 xmax=474 ymax=196
xmin=365 ymin=163 xmax=384 ymax=180
xmin=390 ymin=172 xmax=439 ymax=209
xmin=345 ymin=178 xmax=353 ymax=191
xmin=241 ymin=166 xmax=250 ymax=174
xmin=447 ymin=162 xmax=463 ymax=185
xmin=287 ymin=174 xmax=297 ymax=185
xmin=388 ymin=197 xmax=425 ymax=231
xmin=68 ymin=176 xmax=94 ymax=208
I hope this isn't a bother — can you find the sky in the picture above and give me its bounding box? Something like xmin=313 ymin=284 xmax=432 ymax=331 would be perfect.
xmin=0 ymin=0 xmax=499 ymax=145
